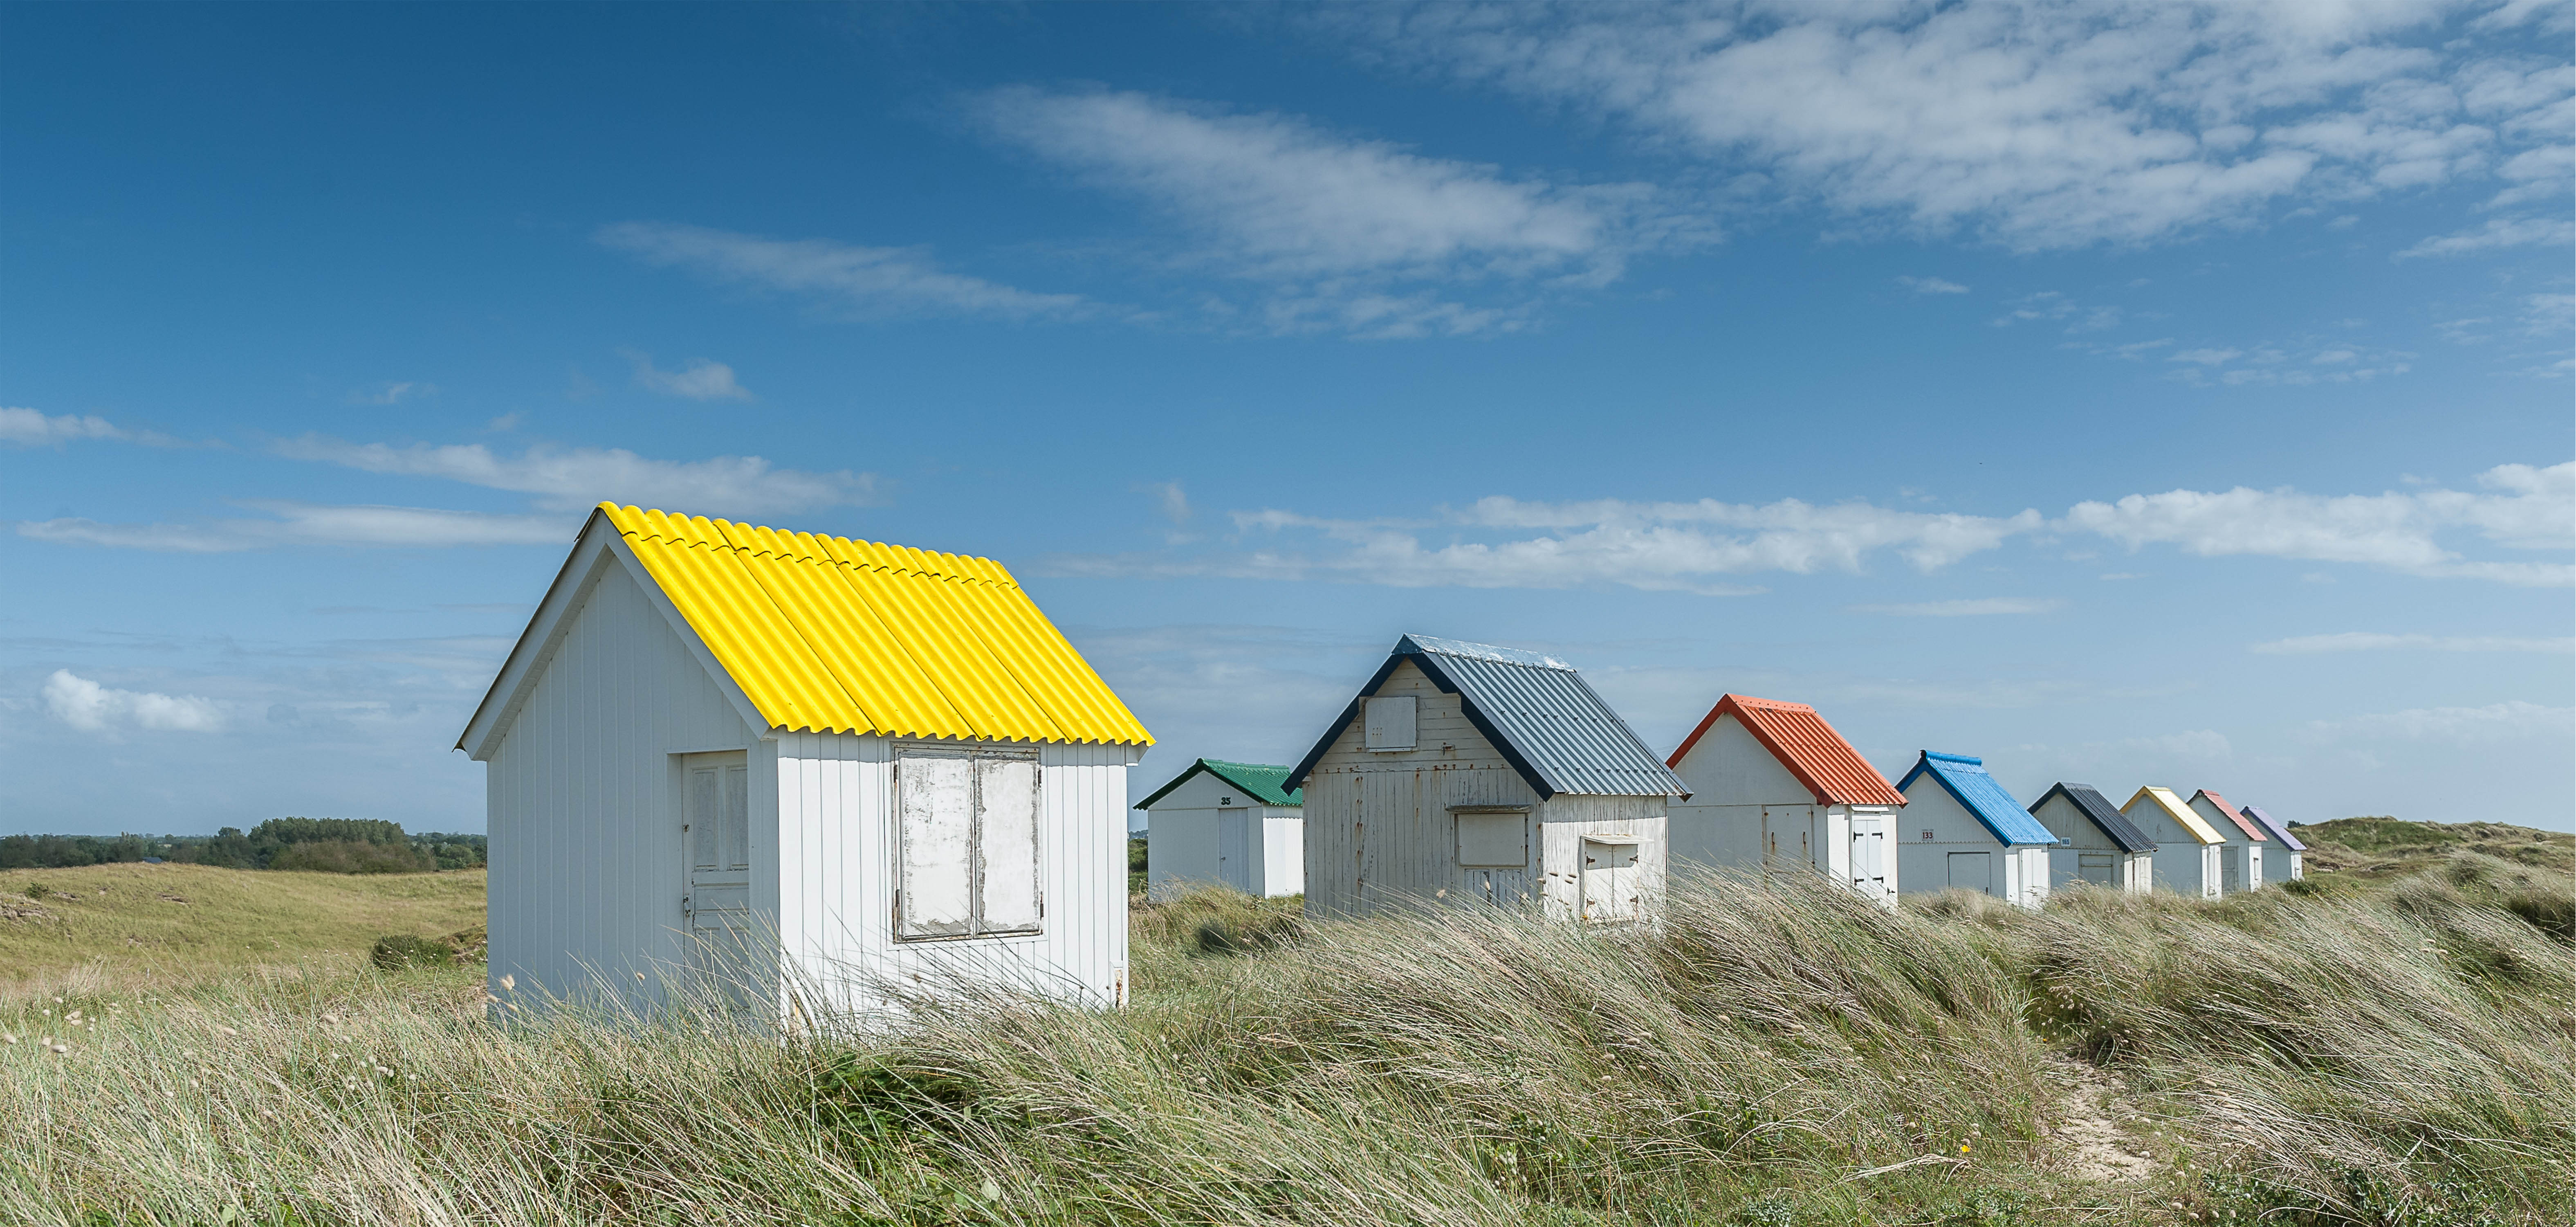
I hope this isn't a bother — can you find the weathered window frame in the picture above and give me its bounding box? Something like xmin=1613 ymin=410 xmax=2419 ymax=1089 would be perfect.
xmin=894 ymin=744 xmax=1043 ymax=942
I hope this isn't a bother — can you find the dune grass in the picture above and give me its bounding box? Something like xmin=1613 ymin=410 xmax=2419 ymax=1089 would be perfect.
xmin=1 ymin=854 xmax=2567 ymax=1226
xmin=0 ymin=862 xmax=486 ymax=996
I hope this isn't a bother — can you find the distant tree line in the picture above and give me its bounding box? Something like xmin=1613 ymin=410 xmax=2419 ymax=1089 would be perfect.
xmin=0 ymin=818 xmax=485 ymax=874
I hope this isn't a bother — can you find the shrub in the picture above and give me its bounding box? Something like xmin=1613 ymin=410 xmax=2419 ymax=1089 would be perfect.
xmin=270 ymin=839 xmax=430 ymax=874
xmin=369 ymin=926 xmax=486 ymax=970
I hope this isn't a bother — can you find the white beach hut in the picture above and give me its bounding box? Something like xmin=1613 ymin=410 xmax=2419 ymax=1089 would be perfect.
xmin=2238 ymin=804 xmax=2308 ymax=883
xmin=1663 ymin=693 xmax=1904 ymax=906
xmin=1133 ymin=759 xmax=1304 ymax=899
xmin=2188 ymin=789 xmax=2269 ymax=893
xmin=1284 ymin=635 xmax=1687 ymax=924
xmin=2120 ymin=787 xmax=2225 ymax=899
xmin=459 ymin=504 xmax=1154 ymax=1019
xmin=2028 ymin=782 xmax=2157 ymax=894
xmin=1894 ymin=752 xmax=2057 ymax=909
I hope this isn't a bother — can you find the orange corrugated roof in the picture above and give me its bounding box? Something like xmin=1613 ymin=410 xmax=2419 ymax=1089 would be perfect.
xmin=1668 ymin=694 xmax=1906 ymax=807
xmin=2190 ymin=789 xmax=2267 ymax=841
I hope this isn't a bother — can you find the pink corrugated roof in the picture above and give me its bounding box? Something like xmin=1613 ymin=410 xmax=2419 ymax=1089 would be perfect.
xmin=2192 ymin=789 xmax=2267 ymax=841
xmin=1669 ymin=694 xmax=1906 ymax=807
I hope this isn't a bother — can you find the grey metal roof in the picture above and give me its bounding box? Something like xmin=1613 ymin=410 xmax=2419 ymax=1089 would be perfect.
xmin=2031 ymin=782 xmax=2157 ymax=854
xmin=1283 ymin=634 xmax=1690 ymax=800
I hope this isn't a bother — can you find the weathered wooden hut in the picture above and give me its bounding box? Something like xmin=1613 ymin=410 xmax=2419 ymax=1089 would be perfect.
xmin=2027 ymin=782 xmax=2156 ymax=893
xmin=2236 ymin=804 xmax=2308 ymax=883
xmin=2188 ymin=789 xmax=2269 ymax=892
xmin=1284 ymin=634 xmax=1686 ymax=923
xmin=1133 ymin=758 xmax=1304 ymax=899
xmin=1894 ymin=752 xmax=2057 ymax=908
xmin=460 ymin=503 xmax=1153 ymax=1019
xmin=2119 ymin=786 xmax=2224 ymax=899
xmin=1663 ymin=694 xmax=1903 ymax=906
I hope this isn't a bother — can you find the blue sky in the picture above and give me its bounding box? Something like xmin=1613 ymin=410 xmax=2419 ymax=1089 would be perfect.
xmin=4 ymin=2 xmax=2569 ymax=837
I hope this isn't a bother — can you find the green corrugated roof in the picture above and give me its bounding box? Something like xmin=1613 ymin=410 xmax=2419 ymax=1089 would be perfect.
xmin=1133 ymin=757 xmax=1304 ymax=809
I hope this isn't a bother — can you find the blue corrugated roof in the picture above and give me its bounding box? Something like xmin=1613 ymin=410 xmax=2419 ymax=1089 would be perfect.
xmin=1282 ymin=634 xmax=1690 ymax=800
xmin=2031 ymin=782 xmax=2156 ymax=853
xmin=1898 ymin=752 xmax=2059 ymax=847
xmin=2237 ymin=805 xmax=2307 ymax=851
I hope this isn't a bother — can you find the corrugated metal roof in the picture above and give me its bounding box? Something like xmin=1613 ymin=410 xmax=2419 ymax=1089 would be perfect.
xmin=1667 ymin=694 xmax=1906 ymax=807
xmin=601 ymin=503 xmax=1151 ymax=744
xmin=2237 ymin=804 xmax=2307 ymax=851
xmin=2031 ymin=782 xmax=2156 ymax=854
xmin=1896 ymin=752 xmax=2058 ymax=847
xmin=2190 ymin=789 xmax=2268 ymax=841
xmin=1283 ymin=634 xmax=1689 ymax=800
xmin=2125 ymin=786 xmax=2224 ymax=844
xmin=1134 ymin=758 xmax=1303 ymax=809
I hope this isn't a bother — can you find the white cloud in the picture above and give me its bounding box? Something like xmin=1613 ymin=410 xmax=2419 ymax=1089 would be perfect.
xmin=1050 ymin=459 xmax=2572 ymax=594
xmin=2311 ymin=699 xmax=2572 ymax=743
xmin=2062 ymin=461 xmax=2572 ymax=583
xmin=974 ymin=87 xmax=1692 ymax=335
xmin=276 ymin=436 xmax=878 ymax=517
xmin=2 ymin=407 xmax=136 ymax=446
xmin=597 ymin=222 xmax=1094 ymax=321
xmin=346 ymin=382 xmax=435 ymax=407
xmin=1335 ymin=2 xmax=2567 ymax=251
xmin=16 ymin=503 xmax=572 ymax=553
xmin=620 ymin=350 xmax=753 ymax=401
xmin=1140 ymin=481 xmax=1192 ymax=526
xmin=2253 ymin=631 xmax=2574 ymax=654
xmin=2398 ymin=212 xmax=2576 ymax=256
xmin=1852 ymin=598 xmax=2064 ymax=616
xmin=42 ymin=670 xmax=225 ymax=733
xmin=1898 ymin=275 xmax=1970 ymax=294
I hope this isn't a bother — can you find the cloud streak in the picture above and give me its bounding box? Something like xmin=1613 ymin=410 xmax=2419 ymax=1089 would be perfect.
xmin=2251 ymin=631 xmax=2574 ymax=654
xmin=597 ymin=222 xmax=1094 ymax=321
xmin=1048 ymin=461 xmax=2573 ymax=593
xmin=16 ymin=503 xmax=573 ymax=553
xmin=1334 ymin=1 xmax=2571 ymax=252
xmin=276 ymin=436 xmax=879 ymax=517
xmin=975 ymin=86 xmax=1694 ymax=337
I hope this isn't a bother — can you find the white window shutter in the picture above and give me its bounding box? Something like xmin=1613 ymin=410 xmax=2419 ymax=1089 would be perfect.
xmin=1364 ymin=695 xmax=1417 ymax=751
xmin=977 ymin=757 xmax=1041 ymax=932
xmin=721 ymin=763 xmax=751 ymax=872
xmin=898 ymin=753 xmax=976 ymax=938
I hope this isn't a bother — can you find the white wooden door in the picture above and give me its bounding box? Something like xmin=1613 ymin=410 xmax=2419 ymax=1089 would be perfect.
xmin=1580 ymin=838 xmax=1640 ymax=922
xmin=1849 ymin=818 xmax=1889 ymax=903
xmin=681 ymin=753 xmax=752 ymax=976
xmin=1218 ymin=810 xmax=1252 ymax=893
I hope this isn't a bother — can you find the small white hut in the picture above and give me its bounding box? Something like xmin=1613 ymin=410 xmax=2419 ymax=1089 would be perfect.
xmin=1663 ymin=693 xmax=1904 ymax=906
xmin=2188 ymin=789 xmax=2269 ymax=892
xmin=1894 ymin=752 xmax=2056 ymax=908
xmin=1134 ymin=759 xmax=1304 ymax=899
xmin=2120 ymin=787 xmax=2224 ymax=899
xmin=459 ymin=504 xmax=1153 ymax=1019
xmin=1284 ymin=635 xmax=1686 ymax=923
xmin=2238 ymin=804 xmax=2308 ymax=883
xmin=2028 ymin=782 xmax=2156 ymax=894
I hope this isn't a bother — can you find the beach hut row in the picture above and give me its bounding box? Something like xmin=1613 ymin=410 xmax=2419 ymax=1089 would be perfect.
xmin=462 ymin=506 xmax=2305 ymax=1022
xmin=1145 ymin=633 xmax=2307 ymax=917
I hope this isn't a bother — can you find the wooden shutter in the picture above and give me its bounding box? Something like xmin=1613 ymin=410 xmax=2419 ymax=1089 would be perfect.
xmin=1363 ymin=696 xmax=1417 ymax=751
xmin=898 ymin=752 xmax=975 ymax=938
xmin=977 ymin=756 xmax=1041 ymax=933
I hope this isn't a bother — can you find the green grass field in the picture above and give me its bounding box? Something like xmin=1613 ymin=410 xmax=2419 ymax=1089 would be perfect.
xmin=2295 ymin=817 xmax=2574 ymax=882
xmin=0 ymin=836 xmax=2566 ymax=1225
xmin=0 ymin=862 xmax=485 ymax=996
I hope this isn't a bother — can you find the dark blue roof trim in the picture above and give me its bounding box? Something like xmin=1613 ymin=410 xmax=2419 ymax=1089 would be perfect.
xmin=1897 ymin=751 xmax=2060 ymax=847
xmin=1282 ymin=634 xmax=1690 ymax=800
xmin=2031 ymin=782 xmax=2156 ymax=854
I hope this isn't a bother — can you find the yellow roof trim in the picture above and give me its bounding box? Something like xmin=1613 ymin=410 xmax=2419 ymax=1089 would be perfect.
xmin=601 ymin=503 xmax=1151 ymax=745
xmin=2125 ymin=786 xmax=2223 ymax=844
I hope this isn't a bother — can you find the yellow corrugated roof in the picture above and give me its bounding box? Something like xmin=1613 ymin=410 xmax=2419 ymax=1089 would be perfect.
xmin=2124 ymin=786 xmax=2223 ymax=844
xmin=603 ymin=503 xmax=1151 ymax=745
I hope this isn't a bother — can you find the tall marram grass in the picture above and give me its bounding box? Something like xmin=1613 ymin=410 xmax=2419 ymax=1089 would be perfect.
xmin=2 ymin=854 xmax=2566 ymax=1226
